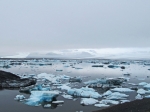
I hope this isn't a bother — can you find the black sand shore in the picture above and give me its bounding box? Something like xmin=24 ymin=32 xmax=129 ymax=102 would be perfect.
xmin=94 ymin=99 xmax=150 ymax=112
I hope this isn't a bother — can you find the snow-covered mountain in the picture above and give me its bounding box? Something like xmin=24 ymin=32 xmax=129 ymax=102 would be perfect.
xmin=1 ymin=48 xmax=150 ymax=59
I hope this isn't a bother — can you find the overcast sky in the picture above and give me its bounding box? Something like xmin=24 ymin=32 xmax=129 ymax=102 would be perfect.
xmin=0 ymin=0 xmax=150 ymax=54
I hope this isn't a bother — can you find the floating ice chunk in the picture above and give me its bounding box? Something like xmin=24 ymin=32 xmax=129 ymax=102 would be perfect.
xmin=144 ymin=84 xmax=150 ymax=89
xmin=61 ymin=75 xmax=70 ymax=80
xmin=84 ymin=78 xmax=107 ymax=85
xmin=139 ymin=82 xmax=148 ymax=86
xmin=137 ymin=89 xmax=146 ymax=95
xmin=120 ymin=100 xmax=130 ymax=104
xmin=80 ymin=98 xmax=98 ymax=105
xmin=106 ymin=92 xmax=128 ymax=100
xmin=32 ymin=84 xmax=51 ymax=91
xmin=52 ymin=101 xmax=64 ymax=104
xmin=145 ymin=95 xmax=150 ymax=98
xmin=94 ymin=104 xmax=109 ymax=108
xmin=57 ymin=84 xmax=71 ymax=91
xmin=62 ymin=94 xmax=73 ymax=99
xmin=67 ymin=87 xmax=102 ymax=99
xmin=37 ymin=73 xmax=61 ymax=83
xmin=81 ymin=86 xmax=95 ymax=92
xmin=111 ymin=88 xmax=134 ymax=92
xmin=44 ymin=104 xmax=51 ymax=108
xmin=25 ymin=91 xmax=59 ymax=106
xmin=14 ymin=95 xmax=25 ymax=101
xmin=99 ymin=100 xmax=119 ymax=105
xmin=103 ymin=90 xmax=112 ymax=96
xmin=135 ymin=94 xmax=143 ymax=100
xmin=128 ymin=83 xmax=137 ymax=86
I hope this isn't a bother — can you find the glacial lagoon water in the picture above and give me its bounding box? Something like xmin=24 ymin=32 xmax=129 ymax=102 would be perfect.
xmin=0 ymin=59 xmax=150 ymax=112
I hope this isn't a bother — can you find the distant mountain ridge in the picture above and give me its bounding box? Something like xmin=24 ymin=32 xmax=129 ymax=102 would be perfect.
xmin=1 ymin=48 xmax=150 ymax=59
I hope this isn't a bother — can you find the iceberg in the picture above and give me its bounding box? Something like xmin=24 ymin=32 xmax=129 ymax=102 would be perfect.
xmin=25 ymin=91 xmax=59 ymax=106
xmin=106 ymin=92 xmax=129 ymax=100
xmin=80 ymin=98 xmax=98 ymax=105
xmin=67 ymin=87 xmax=102 ymax=99
xmin=103 ymin=90 xmax=112 ymax=96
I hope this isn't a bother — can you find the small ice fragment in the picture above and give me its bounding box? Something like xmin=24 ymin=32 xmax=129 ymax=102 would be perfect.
xmin=80 ymin=98 xmax=98 ymax=105
xmin=44 ymin=104 xmax=51 ymax=108
xmin=135 ymin=94 xmax=143 ymax=100
xmin=144 ymin=84 xmax=150 ymax=89
xmin=62 ymin=94 xmax=73 ymax=99
xmin=120 ymin=100 xmax=130 ymax=104
xmin=52 ymin=101 xmax=64 ymax=104
xmin=94 ymin=104 xmax=110 ymax=108
xmin=14 ymin=95 xmax=25 ymax=101
xmin=103 ymin=90 xmax=112 ymax=96
xmin=145 ymin=95 xmax=150 ymax=98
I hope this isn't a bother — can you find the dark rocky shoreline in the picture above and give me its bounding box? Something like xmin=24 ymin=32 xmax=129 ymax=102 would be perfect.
xmin=93 ymin=98 xmax=150 ymax=112
xmin=0 ymin=70 xmax=36 ymax=88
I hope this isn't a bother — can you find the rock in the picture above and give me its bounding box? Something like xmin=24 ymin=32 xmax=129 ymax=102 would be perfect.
xmin=121 ymin=66 xmax=125 ymax=69
xmin=0 ymin=70 xmax=36 ymax=88
xmin=69 ymin=77 xmax=82 ymax=83
xmin=92 ymin=65 xmax=104 ymax=67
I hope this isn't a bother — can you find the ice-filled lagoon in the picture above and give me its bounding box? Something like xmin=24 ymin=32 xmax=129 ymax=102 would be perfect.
xmin=0 ymin=59 xmax=150 ymax=112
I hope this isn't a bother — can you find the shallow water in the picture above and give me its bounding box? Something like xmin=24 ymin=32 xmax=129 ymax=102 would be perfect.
xmin=0 ymin=59 xmax=150 ymax=112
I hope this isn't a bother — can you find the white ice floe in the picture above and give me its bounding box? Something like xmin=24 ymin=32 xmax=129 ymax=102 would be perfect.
xmin=145 ymin=95 xmax=150 ymax=98
xmin=103 ymin=90 xmax=112 ymax=96
xmin=137 ymin=89 xmax=146 ymax=95
xmin=106 ymin=92 xmax=129 ymax=100
xmin=62 ymin=94 xmax=73 ymax=99
xmin=67 ymin=87 xmax=102 ymax=99
xmin=111 ymin=88 xmax=134 ymax=92
xmin=94 ymin=104 xmax=110 ymax=108
xmin=14 ymin=95 xmax=25 ymax=101
xmin=120 ymin=100 xmax=130 ymax=104
xmin=25 ymin=91 xmax=59 ymax=106
xmin=128 ymin=83 xmax=137 ymax=86
xmin=99 ymin=100 xmax=119 ymax=105
xmin=138 ymin=82 xmax=148 ymax=86
xmin=52 ymin=101 xmax=64 ymax=104
xmin=44 ymin=104 xmax=51 ymax=108
xmin=80 ymin=98 xmax=98 ymax=105
xmin=37 ymin=73 xmax=61 ymax=83
xmin=144 ymin=84 xmax=150 ymax=89
xmin=57 ymin=84 xmax=71 ymax=91
xmin=135 ymin=94 xmax=143 ymax=100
